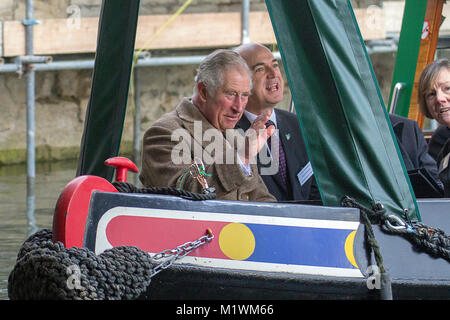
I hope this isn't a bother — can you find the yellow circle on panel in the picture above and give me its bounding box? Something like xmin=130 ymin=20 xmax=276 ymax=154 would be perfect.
xmin=344 ymin=230 xmax=358 ymax=268
xmin=219 ymin=223 xmax=255 ymax=260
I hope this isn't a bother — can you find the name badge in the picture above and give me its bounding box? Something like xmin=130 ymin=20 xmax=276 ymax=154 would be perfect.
xmin=439 ymin=153 xmax=450 ymax=174
xmin=297 ymin=161 xmax=313 ymax=186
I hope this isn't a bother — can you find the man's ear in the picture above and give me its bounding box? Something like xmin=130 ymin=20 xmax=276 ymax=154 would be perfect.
xmin=197 ymin=82 xmax=208 ymax=103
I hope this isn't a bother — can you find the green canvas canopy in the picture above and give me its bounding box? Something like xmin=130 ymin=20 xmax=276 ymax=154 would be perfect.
xmin=76 ymin=0 xmax=140 ymax=181
xmin=265 ymin=0 xmax=420 ymax=221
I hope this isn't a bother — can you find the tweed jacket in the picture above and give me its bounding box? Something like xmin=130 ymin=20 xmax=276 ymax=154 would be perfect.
xmin=139 ymin=98 xmax=276 ymax=202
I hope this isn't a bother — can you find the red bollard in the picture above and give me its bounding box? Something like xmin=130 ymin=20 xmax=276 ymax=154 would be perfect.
xmin=104 ymin=157 xmax=138 ymax=182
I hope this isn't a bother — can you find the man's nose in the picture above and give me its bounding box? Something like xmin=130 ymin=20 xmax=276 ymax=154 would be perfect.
xmin=233 ymin=95 xmax=247 ymax=111
xmin=437 ymin=88 xmax=448 ymax=103
xmin=267 ymin=66 xmax=276 ymax=78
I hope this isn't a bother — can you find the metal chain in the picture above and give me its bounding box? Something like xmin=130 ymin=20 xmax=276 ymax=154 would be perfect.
xmin=150 ymin=229 xmax=214 ymax=278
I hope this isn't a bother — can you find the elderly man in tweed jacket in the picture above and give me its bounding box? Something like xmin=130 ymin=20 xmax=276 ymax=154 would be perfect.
xmin=139 ymin=49 xmax=276 ymax=202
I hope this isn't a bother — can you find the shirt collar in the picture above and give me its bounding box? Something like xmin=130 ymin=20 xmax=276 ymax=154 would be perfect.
xmin=244 ymin=109 xmax=278 ymax=127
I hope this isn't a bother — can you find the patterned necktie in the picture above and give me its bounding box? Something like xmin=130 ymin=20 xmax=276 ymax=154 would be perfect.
xmin=266 ymin=120 xmax=288 ymax=187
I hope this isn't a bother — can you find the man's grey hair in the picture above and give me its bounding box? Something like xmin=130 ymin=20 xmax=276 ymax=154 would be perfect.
xmin=194 ymin=49 xmax=252 ymax=96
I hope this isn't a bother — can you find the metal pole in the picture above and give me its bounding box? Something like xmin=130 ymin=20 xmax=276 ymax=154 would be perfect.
xmin=133 ymin=68 xmax=141 ymax=186
xmin=241 ymin=0 xmax=250 ymax=44
xmin=0 ymin=55 xmax=204 ymax=73
xmin=0 ymin=52 xmax=282 ymax=73
xmin=25 ymin=0 xmax=36 ymax=230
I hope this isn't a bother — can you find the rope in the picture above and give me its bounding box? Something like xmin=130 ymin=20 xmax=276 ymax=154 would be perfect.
xmin=341 ymin=196 xmax=450 ymax=262
xmin=112 ymin=181 xmax=216 ymax=201
xmin=341 ymin=196 xmax=387 ymax=273
xmin=8 ymin=180 xmax=215 ymax=299
xmin=342 ymin=196 xmax=450 ymax=300
xmin=132 ymin=0 xmax=194 ymax=65
xmin=8 ymin=229 xmax=156 ymax=300
xmin=341 ymin=196 xmax=393 ymax=299
xmin=129 ymin=0 xmax=194 ymax=121
xmin=402 ymin=222 xmax=450 ymax=261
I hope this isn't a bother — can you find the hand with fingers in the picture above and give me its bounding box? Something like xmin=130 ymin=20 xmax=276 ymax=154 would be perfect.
xmin=239 ymin=110 xmax=275 ymax=165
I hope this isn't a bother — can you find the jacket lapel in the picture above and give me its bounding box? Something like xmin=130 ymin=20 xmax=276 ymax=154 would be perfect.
xmin=277 ymin=111 xmax=298 ymax=168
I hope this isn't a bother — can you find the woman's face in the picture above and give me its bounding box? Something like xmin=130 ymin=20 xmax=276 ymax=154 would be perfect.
xmin=426 ymin=68 xmax=450 ymax=127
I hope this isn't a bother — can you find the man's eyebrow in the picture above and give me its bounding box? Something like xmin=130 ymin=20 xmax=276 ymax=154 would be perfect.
xmin=251 ymin=59 xmax=278 ymax=70
xmin=251 ymin=62 xmax=265 ymax=70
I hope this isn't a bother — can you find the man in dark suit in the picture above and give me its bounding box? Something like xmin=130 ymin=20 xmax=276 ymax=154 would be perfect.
xmin=234 ymin=43 xmax=320 ymax=202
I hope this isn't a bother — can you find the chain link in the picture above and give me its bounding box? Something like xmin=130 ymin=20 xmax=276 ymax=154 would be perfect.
xmin=150 ymin=229 xmax=214 ymax=278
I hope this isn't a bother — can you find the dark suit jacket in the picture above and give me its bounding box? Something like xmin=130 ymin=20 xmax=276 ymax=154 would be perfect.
xmin=389 ymin=114 xmax=440 ymax=185
xmin=235 ymin=108 xmax=320 ymax=202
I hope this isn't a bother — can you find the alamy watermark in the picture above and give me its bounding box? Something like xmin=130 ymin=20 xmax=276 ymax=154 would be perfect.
xmin=365 ymin=5 xmax=383 ymax=31
xmin=66 ymin=5 xmax=81 ymax=30
xmin=66 ymin=264 xmax=82 ymax=290
xmin=366 ymin=265 xmax=381 ymax=290
xmin=170 ymin=121 xmax=280 ymax=175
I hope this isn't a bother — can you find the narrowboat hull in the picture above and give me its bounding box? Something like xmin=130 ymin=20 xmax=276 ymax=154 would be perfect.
xmin=77 ymin=189 xmax=450 ymax=300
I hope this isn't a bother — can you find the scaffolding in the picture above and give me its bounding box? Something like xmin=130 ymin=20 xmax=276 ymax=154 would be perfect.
xmin=0 ymin=0 xmax=261 ymax=176
xmin=0 ymin=0 xmax=264 ymax=216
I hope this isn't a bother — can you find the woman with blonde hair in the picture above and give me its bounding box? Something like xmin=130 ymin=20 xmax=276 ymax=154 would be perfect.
xmin=418 ymin=58 xmax=450 ymax=195
xmin=418 ymin=58 xmax=450 ymax=124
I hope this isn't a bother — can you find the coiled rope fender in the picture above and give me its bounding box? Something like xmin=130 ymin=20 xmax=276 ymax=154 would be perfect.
xmin=8 ymin=229 xmax=156 ymax=300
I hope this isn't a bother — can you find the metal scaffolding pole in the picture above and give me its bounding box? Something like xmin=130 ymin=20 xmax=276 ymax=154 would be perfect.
xmin=133 ymin=68 xmax=141 ymax=186
xmin=0 ymin=52 xmax=282 ymax=73
xmin=241 ymin=0 xmax=250 ymax=44
xmin=0 ymin=55 xmax=203 ymax=73
xmin=25 ymin=0 xmax=35 ymax=180
xmin=25 ymin=0 xmax=37 ymax=234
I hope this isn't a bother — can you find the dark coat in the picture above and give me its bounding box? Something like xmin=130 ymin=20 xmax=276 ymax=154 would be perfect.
xmin=428 ymin=124 xmax=450 ymax=161
xmin=235 ymin=108 xmax=320 ymax=202
xmin=389 ymin=114 xmax=440 ymax=184
xmin=436 ymin=137 xmax=450 ymax=197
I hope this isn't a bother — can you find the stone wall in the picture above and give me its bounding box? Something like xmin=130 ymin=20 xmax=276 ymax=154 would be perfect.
xmin=0 ymin=0 xmax=396 ymax=166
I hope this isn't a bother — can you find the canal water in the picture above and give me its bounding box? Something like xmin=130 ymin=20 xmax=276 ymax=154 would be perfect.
xmin=0 ymin=160 xmax=78 ymax=300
